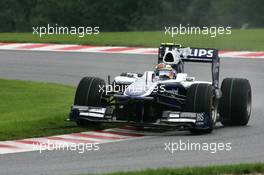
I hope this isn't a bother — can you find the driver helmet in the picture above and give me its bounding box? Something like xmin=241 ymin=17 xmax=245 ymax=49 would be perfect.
xmin=155 ymin=63 xmax=176 ymax=79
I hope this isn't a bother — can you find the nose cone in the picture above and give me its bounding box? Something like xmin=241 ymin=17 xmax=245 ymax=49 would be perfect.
xmin=124 ymin=82 xmax=149 ymax=96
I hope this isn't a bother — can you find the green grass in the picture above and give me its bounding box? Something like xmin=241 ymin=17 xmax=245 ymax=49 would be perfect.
xmin=91 ymin=163 xmax=264 ymax=175
xmin=0 ymin=29 xmax=264 ymax=51
xmin=0 ymin=78 xmax=105 ymax=141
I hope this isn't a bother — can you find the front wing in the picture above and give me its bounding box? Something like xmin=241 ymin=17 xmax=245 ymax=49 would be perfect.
xmin=69 ymin=105 xmax=212 ymax=130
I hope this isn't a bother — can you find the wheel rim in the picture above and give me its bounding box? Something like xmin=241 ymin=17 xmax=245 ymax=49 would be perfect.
xmin=211 ymin=95 xmax=217 ymax=124
xmin=247 ymin=91 xmax=252 ymax=117
xmin=211 ymin=107 xmax=217 ymax=123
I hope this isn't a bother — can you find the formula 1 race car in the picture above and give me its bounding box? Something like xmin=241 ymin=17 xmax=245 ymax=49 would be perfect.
xmin=69 ymin=43 xmax=252 ymax=134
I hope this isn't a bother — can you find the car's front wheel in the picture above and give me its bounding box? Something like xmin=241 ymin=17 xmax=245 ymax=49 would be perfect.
xmin=74 ymin=76 xmax=106 ymax=126
xmin=185 ymin=83 xmax=217 ymax=134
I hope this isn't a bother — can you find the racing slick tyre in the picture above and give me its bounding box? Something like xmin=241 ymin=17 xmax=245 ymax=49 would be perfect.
xmin=219 ymin=78 xmax=251 ymax=126
xmin=186 ymin=83 xmax=217 ymax=134
xmin=74 ymin=77 xmax=106 ymax=126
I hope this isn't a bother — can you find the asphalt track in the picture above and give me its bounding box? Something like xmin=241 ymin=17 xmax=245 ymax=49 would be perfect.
xmin=0 ymin=50 xmax=264 ymax=175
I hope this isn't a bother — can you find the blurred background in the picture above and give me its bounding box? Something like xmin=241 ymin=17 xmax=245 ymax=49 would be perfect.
xmin=0 ymin=0 xmax=263 ymax=32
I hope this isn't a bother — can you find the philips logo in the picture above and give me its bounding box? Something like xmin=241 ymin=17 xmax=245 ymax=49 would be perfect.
xmin=192 ymin=49 xmax=214 ymax=58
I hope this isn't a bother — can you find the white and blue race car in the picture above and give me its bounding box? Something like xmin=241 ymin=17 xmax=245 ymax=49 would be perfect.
xmin=69 ymin=43 xmax=252 ymax=134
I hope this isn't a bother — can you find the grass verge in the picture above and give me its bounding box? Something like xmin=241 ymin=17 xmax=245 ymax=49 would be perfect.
xmin=94 ymin=163 xmax=264 ymax=175
xmin=0 ymin=29 xmax=264 ymax=51
xmin=0 ymin=78 xmax=114 ymax=141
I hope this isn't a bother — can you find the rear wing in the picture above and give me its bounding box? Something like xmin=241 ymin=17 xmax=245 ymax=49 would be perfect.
xmin=181 ymin=48 xmax=218 ymax=62
xmin=158 ymin=43 xmax=220 ymax=89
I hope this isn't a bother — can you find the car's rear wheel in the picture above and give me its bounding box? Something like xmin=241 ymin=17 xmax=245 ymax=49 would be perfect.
xmin=74 ymin=77 xmax=106 ymax=126
xmin=185 ymin=83 xmax=217 ymax=134
xmin=219 ymin=78 xmax=251 ymax=126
